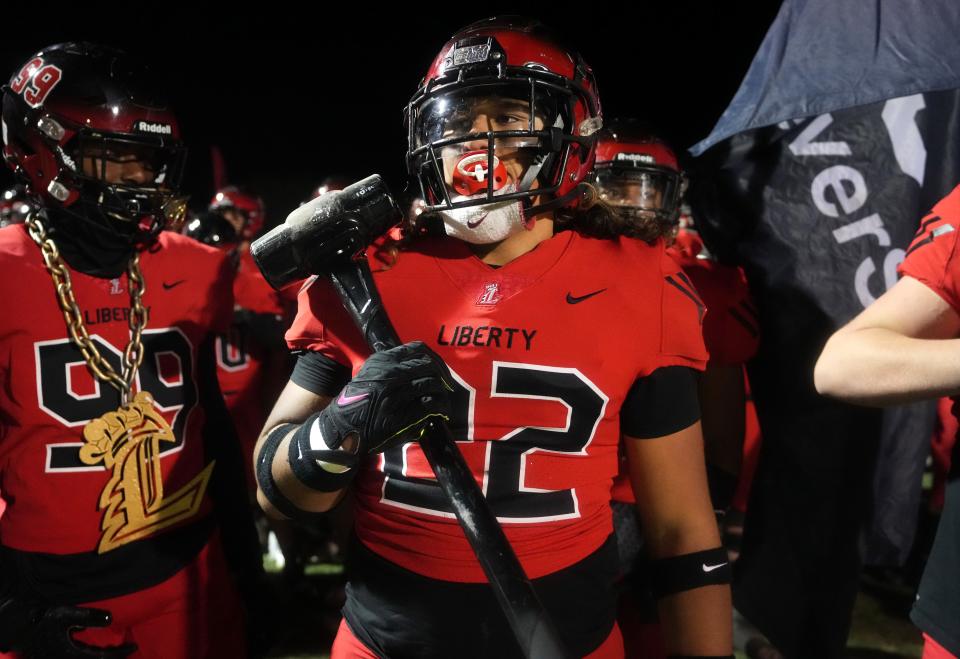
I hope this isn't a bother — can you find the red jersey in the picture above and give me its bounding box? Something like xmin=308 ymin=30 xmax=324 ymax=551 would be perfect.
xmin=215 ymin=249 xmax=295 ymax=472
xmin=900 ymin=184 xmax=960 ymax=310
xmin=898 ymin=182 xmax=960 ymax=656
xmin=899 ymin=184 xmax=960 ymax=510
xmin=610 ymin=233 xmax=759 ymax=504
xmin=0 ymin=224 xmax=232 ymax=555
xmin=668 ymin=231 xmax=759 ymax=366
xmin=286 ymin=230 xmax=707 ymax=582
xmin=232 ymin=248 xmax=294 ymax=317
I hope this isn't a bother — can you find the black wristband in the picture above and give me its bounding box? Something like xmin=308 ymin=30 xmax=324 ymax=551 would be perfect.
xmin=288 ymin=414 xmax=359 ymax=492
xmin=648 ymin=546 xmax=731 ymax=599
xmin=255 ymin=423 xmax=327 ymax=523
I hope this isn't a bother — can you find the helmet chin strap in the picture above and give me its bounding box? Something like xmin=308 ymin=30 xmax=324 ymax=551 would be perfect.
xmin=522 ymin=183 xmax=589 ymax=220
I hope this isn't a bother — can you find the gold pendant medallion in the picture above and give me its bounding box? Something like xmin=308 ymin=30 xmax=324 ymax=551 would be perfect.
xmin=79 ymin=392 xmax=215 ymax=554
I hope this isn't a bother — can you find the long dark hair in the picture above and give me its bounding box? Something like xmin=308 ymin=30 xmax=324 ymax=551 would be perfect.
xmin=554 ymin=183 xmax=674 ymax=244
xmin=402 ymin=184 xmax=675 ymax=245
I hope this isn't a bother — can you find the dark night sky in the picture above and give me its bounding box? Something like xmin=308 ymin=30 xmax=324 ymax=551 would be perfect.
xmin=0 ymin=3 xmax=782 ymax=226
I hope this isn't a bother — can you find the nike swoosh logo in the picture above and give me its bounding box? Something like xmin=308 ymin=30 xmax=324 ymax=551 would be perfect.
xmin=467 ymin=213 xmax=488 ymax=229
xmin=163 ymin=279 xmax=186 ymax=290
xmin=337 ymin=391 xmax=370 ymax=406
xmin=566 ymin=288 xmax=607 ymax=304
xmin=702 ymin=562 xmax=728 ymax=573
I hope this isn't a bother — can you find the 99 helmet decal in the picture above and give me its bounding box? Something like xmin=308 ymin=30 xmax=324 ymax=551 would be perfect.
xmin=594 ymin=120 xmax=686 ymax=227
xmin=1 ymin=42 xmax=188 ymax=246
xmin=208 ymin=186 xmax=265 ymax=239
xmin=406 ymin=17 xmax=602 ymax=238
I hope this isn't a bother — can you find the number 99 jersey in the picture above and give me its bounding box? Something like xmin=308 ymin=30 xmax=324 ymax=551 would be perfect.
xmin=0 ymin=224 xmax=232 ymax=574
xmin=286 ymin=230 xmax=707 ymax=582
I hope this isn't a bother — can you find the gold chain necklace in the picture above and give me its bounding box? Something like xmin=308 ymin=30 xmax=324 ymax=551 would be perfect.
xmin=26 ymin=213 xmax=214 ymax=554
xmin=25 ymin=213 xmax=147 ymax=404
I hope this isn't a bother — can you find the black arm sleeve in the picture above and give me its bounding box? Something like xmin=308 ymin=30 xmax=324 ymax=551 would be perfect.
xmin=197 ymin=336 xmax=264 ymax=583
xmin=620 ymin=366 xmax=701 ymax=439
xmin=291 ymin=350 xmax=351 ymax=397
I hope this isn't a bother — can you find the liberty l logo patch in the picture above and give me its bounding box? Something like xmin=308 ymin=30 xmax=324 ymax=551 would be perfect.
xmin=79 ymin=391 xmax=214 ymax=554
xmin=477 ymin=282 xmax=502 ymax=306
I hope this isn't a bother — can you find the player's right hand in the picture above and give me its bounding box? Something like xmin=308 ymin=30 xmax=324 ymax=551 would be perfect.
xmin=314 ymin=341 xmax=453 ymax=457
xmin=0 ymin=599 xmax=137 ymax=658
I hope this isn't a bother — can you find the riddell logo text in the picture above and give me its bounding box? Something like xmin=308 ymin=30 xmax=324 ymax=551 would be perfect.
xmin=616 ymin=153 xmax=654 ymax=164
xmin=134 ymin=121 xmax=172 ymax=135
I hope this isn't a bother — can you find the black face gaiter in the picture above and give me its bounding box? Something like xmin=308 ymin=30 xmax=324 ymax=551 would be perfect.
xmin=43 ymin=207 xmax=139 ymax=279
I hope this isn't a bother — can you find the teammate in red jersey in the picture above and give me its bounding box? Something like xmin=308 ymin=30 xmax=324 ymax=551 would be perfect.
xmin=595 ymin=124 xmax=759 ymax=514
xmin=595 ymin=124 xmax=758 ymax=658
xmin=0 ymin=43 xmax=260 ymax=658
xmin=255 ymin=18 xmax=733 ymax=659
xmin=816 ymin=184 xmax=960 ymax=659
xmin=189 ymin=192 xmax=297 ymax=488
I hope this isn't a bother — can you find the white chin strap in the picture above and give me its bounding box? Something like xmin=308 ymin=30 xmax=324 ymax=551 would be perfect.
xmin=439 ymin=194 xmax=527 ymax=244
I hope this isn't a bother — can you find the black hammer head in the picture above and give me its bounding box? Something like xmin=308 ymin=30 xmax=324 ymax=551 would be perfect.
xmin=250 ymin=174 xmax=401 ymax=290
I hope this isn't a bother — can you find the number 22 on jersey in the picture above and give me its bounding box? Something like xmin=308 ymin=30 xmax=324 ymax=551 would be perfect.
xmin=379 ymin=361 xmax=608 ymax=523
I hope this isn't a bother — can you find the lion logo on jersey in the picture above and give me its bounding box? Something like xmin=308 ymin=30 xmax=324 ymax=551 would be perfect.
xmin=79 ymin=391 xmax=214 ymax=554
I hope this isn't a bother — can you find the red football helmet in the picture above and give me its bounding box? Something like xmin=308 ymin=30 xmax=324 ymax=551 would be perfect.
xmin=594 ymin=120 xmax=686 ymax=226
xmin=406 ymin=17 xmax=602 ymax=217
xmin=183 ymin=210 xmax=239 ymax=250
xmin=208 ymin=186 xmax=265 ymax=239
xmin=1 ymin=42 xmax=187 ymax=245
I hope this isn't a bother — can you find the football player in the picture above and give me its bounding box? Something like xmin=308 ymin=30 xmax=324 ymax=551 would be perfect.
xmin=209 ymin=186 xmax=266 ymax=242
xmin=255 ymin=18 xmax=732 ymax=659
xmin=596 ymin=124 xmax=758 ymax=518
xmin=596 ymin=124 xmax=760 ymax=658
xmin=815 ymin=184 xmax=960 ymax=659
xmin=185 ymin=205 xmax=316 ymax=584
xmin=0 ymin=43 xmax=260 ymax=658
xmin=191 ymin=193 xmax=296 ymax=490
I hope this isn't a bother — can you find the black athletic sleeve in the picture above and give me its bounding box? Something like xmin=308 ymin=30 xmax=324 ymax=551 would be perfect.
xmin=620 ymin=366 xmax=701 ymax=438
xmin=291 ymin=350 xmax=352 ymax=397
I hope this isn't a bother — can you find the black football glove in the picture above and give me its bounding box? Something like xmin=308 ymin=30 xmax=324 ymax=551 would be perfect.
xmin=292 ymin=341 xmax=453 ymax=476
xmin=0 ymin=598 xmax=136 ymax=658
xmin=318 ymin=340 xmax=452 ymax=455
